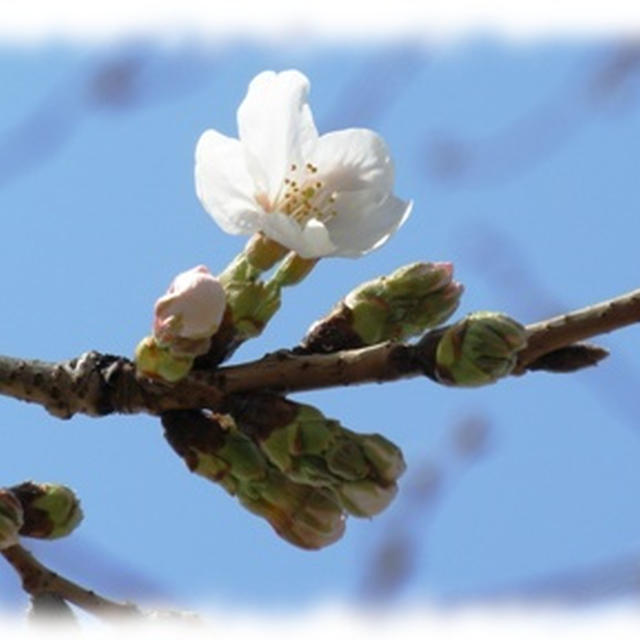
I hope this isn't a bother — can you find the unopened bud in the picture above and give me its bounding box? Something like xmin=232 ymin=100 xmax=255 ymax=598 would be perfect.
xmin=135 ymin=336 xmax=194 ymax=382
xmin=358 ymin=433 xmax=407 ymax=485
xmin=11 ymin=482 xmax=83 ymax=540
xmin=435 ymin=311 xmax=527 ymax=386
xmin=242 ymin=471 xmax=346 ymax=550
xmin=154 ymin=265 xmax=226 ymax=355
xmin=320 ymin=262 xmax=463 ymax=350
xmin=336 ymin=480 xmax=398 ymax=518
xmin=0 ymin=489 xmax=23 ymax=550
xmin=330 ymin=431 xmax=405 ymax=517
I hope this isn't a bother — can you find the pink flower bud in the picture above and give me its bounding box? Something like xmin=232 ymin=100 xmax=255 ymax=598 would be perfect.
xmin=153 ymin=265 xmax=226 ymax=345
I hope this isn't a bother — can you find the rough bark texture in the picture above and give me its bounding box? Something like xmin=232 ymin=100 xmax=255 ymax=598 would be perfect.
xmin=0 ymin=351 xmax=225 ymax=419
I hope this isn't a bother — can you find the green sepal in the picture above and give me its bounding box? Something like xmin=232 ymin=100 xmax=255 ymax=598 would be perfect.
xmin=134 ymin=336 xmax=194 ymax=382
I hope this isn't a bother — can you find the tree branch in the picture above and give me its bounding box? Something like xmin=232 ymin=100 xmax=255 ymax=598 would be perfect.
xmin=0 ymin=351 xmax=225 ymax=418
xmin=0 ymin=288 xmax=638 ymax=418
xmin=513 ymin=287 xmax=640 ymax=373
xmin=1 ymin=544 xmax=142 ymax=621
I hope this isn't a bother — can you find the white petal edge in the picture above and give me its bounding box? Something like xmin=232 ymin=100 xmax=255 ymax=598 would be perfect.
xmin=195 ymin=129 xmax=262 ymax=235
xmin=309 ymin=128 xmax=395 ymax=195
xmin=237 ymin=70 xmax=319 ymax=205
xmin=327 ymin=195 xmax=413 ymax=257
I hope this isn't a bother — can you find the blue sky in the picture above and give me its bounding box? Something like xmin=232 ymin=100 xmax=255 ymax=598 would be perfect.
xmin=1 ymin=39 xmax=639 ymax=613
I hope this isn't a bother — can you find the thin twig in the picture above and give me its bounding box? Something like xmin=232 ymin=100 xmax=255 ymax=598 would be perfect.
xmin=514 ymin=287 xmax=640 ymax=373
xmin=0 ymin=288 xmax=638 ymax=418
xmin=1 ymin=544 xmax=142 ymax=621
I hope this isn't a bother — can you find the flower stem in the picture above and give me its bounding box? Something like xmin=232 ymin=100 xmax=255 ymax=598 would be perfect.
xmin=268 ymin=252 xmax=318 ymax=287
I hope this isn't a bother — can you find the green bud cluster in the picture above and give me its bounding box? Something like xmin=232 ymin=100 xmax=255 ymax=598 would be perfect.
xmin=435 ymin=311 xmax=528 ymax=387
xmin=10 ymin=482 xmax=83 ymax=540
xmin=232 ymin=397 xmax=406 ymax=518
xmin=163 ymin=411 xmax=345 ymax=550
xmin=0 ymin=489 xmax=23 ymax=550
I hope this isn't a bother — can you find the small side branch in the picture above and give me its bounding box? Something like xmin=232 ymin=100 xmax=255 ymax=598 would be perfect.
xmin=1 ymin=544 xmax=142 ymax=621
xmin=514 ymin=287 xmax=640 ymax=373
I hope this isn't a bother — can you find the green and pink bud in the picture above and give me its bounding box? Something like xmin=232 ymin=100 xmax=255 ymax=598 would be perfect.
xmin=346 ymin=262 xmax=463 ymax=344
xmin=136 ymin=265 xmax=227 ymax=382
xmin=154 ymin=265 xmax=226 ymax=355
xmin=301 ymin=262 xmax=463 ymax=353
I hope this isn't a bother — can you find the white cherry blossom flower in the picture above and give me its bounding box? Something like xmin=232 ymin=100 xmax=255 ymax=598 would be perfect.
xmin=195 ymin=70 xmax=412 ymax=259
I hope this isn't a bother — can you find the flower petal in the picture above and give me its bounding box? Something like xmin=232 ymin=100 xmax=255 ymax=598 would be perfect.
xmin=309 ymin=129 xmax=395 ymax=195
xmin=259 ymin=212 xmax=337 ymax=259
xmin=326 ymin=194 xmax=412 ymax=257
xmin=237 ymin=70 xmax=318 ymax=204
xmin=195 ymin=129 xmax=261 ymax=235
